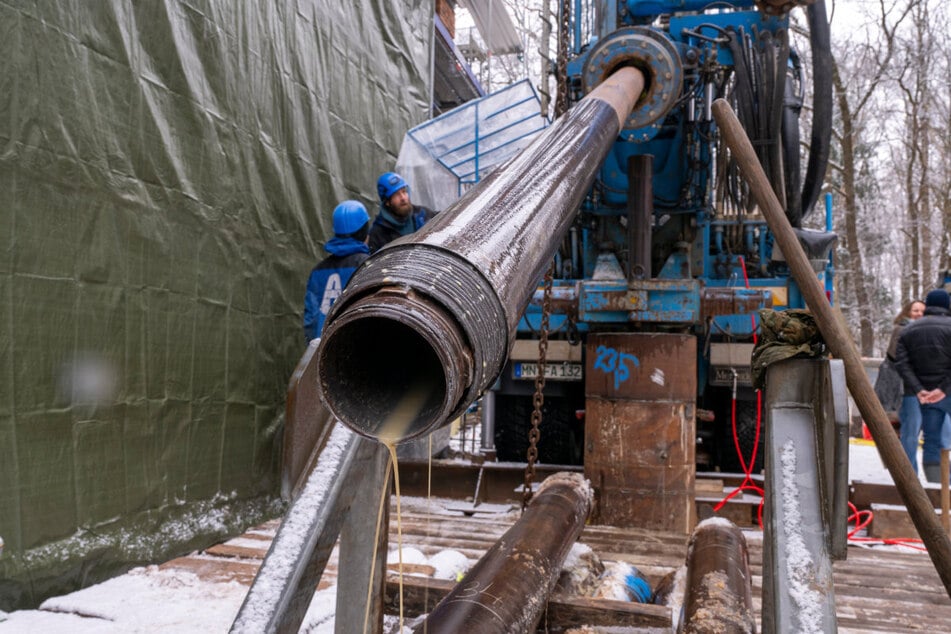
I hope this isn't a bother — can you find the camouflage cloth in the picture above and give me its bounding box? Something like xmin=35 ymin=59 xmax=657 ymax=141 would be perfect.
xmin=751 ymin=309 xmax=827 ymax=389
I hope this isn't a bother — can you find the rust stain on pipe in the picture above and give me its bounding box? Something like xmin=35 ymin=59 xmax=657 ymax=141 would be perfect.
xmin=414 ymin=472 xmax=593 ymax=634
xmin=682 ymin=518 xmax=755 ymax=634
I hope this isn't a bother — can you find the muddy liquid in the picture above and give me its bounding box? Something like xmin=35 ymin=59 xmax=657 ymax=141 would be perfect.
xmin=362 ymin=386 xmax=430 ymax=633
xmin=363 ymin=456 xmax=393 ymax=634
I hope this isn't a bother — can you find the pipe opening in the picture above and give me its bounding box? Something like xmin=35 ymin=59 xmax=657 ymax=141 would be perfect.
xmin=319 ymin=315 xmax=448 ymax=443
xmin=606 ymin=60 xmax=654 ymax=107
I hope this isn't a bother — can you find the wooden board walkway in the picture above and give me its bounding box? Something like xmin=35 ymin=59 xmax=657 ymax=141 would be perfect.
xmin=160 ymin=499 xmax=951 ymax=632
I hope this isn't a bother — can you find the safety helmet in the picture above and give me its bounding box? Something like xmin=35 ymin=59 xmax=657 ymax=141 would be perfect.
xmin=332 ymin=200 xmax=370 ymax=236
xmin=377 ymin=172 xmax=409 ymax=202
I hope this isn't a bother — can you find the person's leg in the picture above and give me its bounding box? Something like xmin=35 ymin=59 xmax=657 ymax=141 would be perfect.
xmin=899 ymin=395 xmax=922 ymax=473
xmin=922 ymin=398 xmax=951 ymax=482
xmin=921 ymin=407 xmax=944 ymax=481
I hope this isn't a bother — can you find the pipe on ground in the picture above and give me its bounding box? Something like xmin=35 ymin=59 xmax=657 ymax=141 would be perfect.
xmin=413 ymin=472 xmax=593 ymax=634
xmin=316 ymin=66 xmax=647 ymax=443
xmin=681 ymin=518 xmax=755 ymax=634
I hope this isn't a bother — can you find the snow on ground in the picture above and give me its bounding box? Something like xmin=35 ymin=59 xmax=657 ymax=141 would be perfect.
xmin=0 ymin=437 xmax=938 ymax=632
xmin=848 ymin=437 xmax=933 ymax=486
xmin=0 ymin=566 xmax=247 ymax=633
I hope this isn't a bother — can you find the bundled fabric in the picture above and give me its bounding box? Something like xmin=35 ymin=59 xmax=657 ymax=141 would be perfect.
xmin=751 ymin=309 xmax=827 ymax=389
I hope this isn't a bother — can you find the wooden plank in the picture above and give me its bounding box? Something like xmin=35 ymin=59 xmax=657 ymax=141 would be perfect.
xmin=850 ymin=481 xmax=943 ymax=510
xmin=204 ymin=543 xmax=268 ymax=560
xmin=869 ymin=503 xmax=945 ymax=540
xmin=585 ymin=333 xmax=697 ymax=400
xmin=159 ymin=556 xmax=262 ymax=584
xmin=585 ymin=398 xmax=694 ymax=532
xmin=382 ymin=574 xmax=672 ymax=629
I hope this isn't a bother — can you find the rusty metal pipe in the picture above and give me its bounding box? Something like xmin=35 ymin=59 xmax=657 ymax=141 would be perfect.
xmin=682 ymin=518 xmax=755 ymax=634
xmin=317 ymin=67 xmax=647 ymax=442
xmin=414 ymin=472 xmax=593 ymax=634
xmin=627 ymin=154 xmax=653 ymax=279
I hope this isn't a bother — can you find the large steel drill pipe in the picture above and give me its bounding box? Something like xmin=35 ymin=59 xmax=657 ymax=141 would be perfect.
xmin=682 ymin=518 xmax=755 ymax=634
xmin=712 ymin=97 xmax=951 ymax=599
xmin=414 ymin=472 xmax=593 ymax=634
xmin=317 ymin=66 xmax=647 ymax=442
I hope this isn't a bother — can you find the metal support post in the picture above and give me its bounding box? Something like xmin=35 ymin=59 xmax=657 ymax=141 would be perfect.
xmin=335 ymin=441 xmax=390 ymax=633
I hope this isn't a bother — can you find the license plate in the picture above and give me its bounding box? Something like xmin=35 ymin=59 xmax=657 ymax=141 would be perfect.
xmin=710 ymin=365 xmax=752 ymax=386
xmin=513 ymin=362 xmax=583 ymax=381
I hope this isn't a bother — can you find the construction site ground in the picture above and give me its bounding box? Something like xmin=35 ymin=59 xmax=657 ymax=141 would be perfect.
xmin=1 ymin=439 xmax=950 ymax=633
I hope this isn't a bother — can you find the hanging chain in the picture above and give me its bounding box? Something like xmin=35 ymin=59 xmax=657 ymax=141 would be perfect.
xmin=554 ymin=0 xmax=571 ymax=119
xmin=523 ymin=261 xmax=555 ymax=509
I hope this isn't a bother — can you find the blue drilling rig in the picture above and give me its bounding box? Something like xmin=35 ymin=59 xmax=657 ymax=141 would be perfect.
xmin=480 ymin=0 xmax=836 ymax=474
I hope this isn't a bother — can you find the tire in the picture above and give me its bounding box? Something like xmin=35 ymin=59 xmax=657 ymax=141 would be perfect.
xmin=493 ymin=394 xmax=583 ymax=465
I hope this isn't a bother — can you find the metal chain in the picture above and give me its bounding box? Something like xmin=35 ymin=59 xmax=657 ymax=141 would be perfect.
xmin=554 ymin=0 xmax=571 ymax=119
xmin=523 ymin=261 xmax=555 ymax=509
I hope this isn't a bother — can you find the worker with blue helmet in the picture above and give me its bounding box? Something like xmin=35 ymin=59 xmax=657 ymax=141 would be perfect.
xmin=368 ymin=171 xmax=438 ymax=253
xmin=303 ymin=200 xmax=371 ymax=341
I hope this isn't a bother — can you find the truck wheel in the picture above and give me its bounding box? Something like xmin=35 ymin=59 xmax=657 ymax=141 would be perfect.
xmin=718 ymin=399 xmax=764 ymax=474
xmin=493 ymin=395 xmax=582 ymax=465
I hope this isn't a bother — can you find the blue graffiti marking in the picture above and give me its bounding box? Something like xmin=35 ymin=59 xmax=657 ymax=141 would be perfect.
xmin=594 ymin=345 xmax=640 ymax=390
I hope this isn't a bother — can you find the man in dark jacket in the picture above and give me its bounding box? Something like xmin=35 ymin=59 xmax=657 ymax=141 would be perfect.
xmin=895 ymin=288 xmax=951 ymax=482
xmin=368 ymin=172 xmax=437 ymax=253
xmin=303 ymin=200 xmax=370 ymax=341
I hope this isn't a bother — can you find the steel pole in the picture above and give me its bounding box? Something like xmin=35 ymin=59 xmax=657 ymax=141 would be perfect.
xmin=413 ymin=472 xmax=593 ymax=634
xmin=317 ymin=67 xmax=647 ymax=442
xmin=627 ymin=154 xmax=653 ymax=279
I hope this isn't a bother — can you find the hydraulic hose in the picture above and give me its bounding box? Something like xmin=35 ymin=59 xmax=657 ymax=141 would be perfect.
xmin=800 ymin=0 xmax=833 ymax=220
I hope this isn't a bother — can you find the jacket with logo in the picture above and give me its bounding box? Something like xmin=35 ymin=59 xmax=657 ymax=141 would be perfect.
xmin=303 ymin=237 xmax=369 ymax=341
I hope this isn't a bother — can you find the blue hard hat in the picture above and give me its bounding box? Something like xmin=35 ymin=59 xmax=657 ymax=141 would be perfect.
xmin=332 ymin=200 xmax=370 ymax=236
xmin=377 ymin=172 xmax=408 ymax=202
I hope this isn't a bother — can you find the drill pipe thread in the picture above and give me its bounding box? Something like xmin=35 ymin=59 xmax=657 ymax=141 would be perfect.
xmin=318 ymin=246 xmax=505 ymax=441
xmin=317 ymin=67 xmax=646 ymax=442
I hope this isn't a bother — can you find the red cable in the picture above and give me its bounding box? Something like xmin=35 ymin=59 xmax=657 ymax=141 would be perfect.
xmin=713 ymin=257 xmax=765 ymax=526
xmin=845 ymin=501 xmax=928 ymax=550
xmin=712 ymin=268 xmax=922 ymax=550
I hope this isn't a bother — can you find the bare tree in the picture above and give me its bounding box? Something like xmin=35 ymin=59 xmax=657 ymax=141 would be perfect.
xmin=827 ymin=0 xmax=911 ymax=354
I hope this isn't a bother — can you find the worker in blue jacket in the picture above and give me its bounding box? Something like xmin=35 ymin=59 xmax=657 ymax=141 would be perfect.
xmin=368 ymin=172 xmax=437 ymax=253
xmin=303 ymin=200 xmax=371 ymax=341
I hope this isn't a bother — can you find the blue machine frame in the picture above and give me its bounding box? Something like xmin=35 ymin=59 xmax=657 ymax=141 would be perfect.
xmin=515 ymin=5 xmax=835 ymax=355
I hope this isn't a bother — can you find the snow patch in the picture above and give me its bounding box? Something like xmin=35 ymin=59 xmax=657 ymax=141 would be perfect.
xmin=231 ymin=424 xmax=354 ymax=633
xmin=7 ymin=492 xmax=281 ymax=573
xmin=429 ymin=549 xmax=470 ymax=580
xmin=780 ymin=440 xmax=826 ymax=633
xmin=1 ymin=567 xmax=247 ymax=633
xmin=387 ymin=547 xmax=427 ymax=567
xmin=695 ymin=516 xmax=737 ymax=531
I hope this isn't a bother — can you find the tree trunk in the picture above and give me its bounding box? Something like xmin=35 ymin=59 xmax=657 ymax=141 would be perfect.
xmin=831 ymin=62 xmax=875 ymax=355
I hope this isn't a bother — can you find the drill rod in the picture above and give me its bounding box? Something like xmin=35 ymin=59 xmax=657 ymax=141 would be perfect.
xmin=413 ymin=472 xmax=593 ymax=634
xmin=316 ymin=67 xmax=647 ymax=442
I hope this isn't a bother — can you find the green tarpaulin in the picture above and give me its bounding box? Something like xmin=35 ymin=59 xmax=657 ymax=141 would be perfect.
xmin=0 ymin=0 xmax=431 ymax=609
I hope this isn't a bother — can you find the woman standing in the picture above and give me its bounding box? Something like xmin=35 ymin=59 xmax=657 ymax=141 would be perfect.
xmin=885 ymin=300 xmax=926 ymax=472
